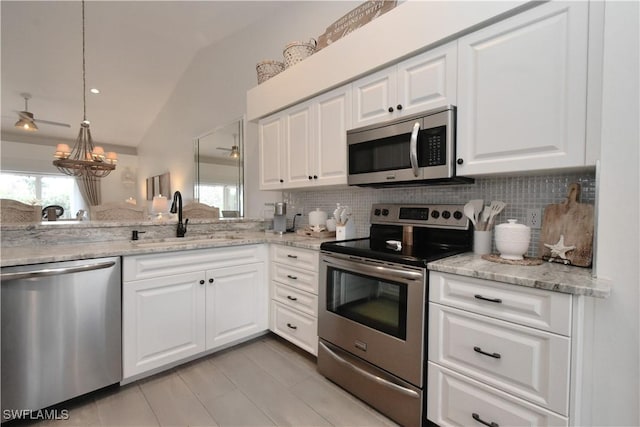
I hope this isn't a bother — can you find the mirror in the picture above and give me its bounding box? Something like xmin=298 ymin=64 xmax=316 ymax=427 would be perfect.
xmin=194 ymin=117 xmax=244 ymax=218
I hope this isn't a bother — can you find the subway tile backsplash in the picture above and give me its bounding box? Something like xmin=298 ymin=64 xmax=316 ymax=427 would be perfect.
xmin=284 ymin=170 xmax=596 ymax=257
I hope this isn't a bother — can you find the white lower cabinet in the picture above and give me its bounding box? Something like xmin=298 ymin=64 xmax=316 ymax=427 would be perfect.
xmin=269 ymin=245 xmax=319 ymax=355
xmin=123 ymin=245 xmax=268 ymax=379
xmin=428 ymin=271 xmax=573 ymax=426
xmin=428 ymin=363 xmax=568 ymax=427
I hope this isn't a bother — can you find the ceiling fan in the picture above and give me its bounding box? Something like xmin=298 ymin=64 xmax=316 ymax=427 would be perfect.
xmin=216 ymin=134 xmax=240 ymax=158
xmin=13 ymin=93 xmax=71 ymax=131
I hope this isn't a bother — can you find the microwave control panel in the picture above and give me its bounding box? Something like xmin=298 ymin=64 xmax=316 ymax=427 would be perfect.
xmin=421 ymin=127 xmax=447 ymax=167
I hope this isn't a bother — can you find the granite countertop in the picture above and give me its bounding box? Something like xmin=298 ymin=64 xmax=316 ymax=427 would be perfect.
xmin=428 ymin=252 xmax=611 ymax=298
xmin=0 ymin=231 xmax=337 ymax=268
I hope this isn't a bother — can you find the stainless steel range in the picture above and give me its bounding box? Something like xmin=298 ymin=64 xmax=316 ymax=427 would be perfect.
xmin=318 ymin=203 xmax=471 ymax=426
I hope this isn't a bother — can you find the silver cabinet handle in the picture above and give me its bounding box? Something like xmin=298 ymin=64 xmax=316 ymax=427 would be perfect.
xmin=319 ymin=341 xmax=420 ymax=399
xmin=1 ymin=261 xmax=116 ymax=281
xmin=409 ymin=122 xmax=420 ymax=177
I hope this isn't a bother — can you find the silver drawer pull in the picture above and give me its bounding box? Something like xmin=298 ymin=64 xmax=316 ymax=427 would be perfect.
xmin=286 ymin=323 xmax=297 ymax=330
xmin=473 ymin=346 xmax=501 ymax=359
xmin=286 ymin=274 xmax=298 ymax=280
xmin=286 ymin=295 xmax=298 ymax=301
xmin=472 ymin=412 xmax=499 ymax=427
xmin=287 ymin=254 xmax=298 ymax=259
xmin=474 ymin=294 xmax=502 ymax=304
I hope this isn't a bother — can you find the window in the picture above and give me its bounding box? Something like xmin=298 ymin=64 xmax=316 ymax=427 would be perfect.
xmin=197 ymin=184 xmax=238 ymax=215
xmin=0 ymin=172 xmax=85 ymax=219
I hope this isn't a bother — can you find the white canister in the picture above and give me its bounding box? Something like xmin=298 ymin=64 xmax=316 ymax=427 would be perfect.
xmin=494 ymin=219 xmax=531 ymax=260
xmin=309 ymin=208 xmax=328 ymax=227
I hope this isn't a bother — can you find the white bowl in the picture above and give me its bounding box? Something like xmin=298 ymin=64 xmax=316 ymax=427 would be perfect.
xmin=494 ymin=219 xmax=531 ymax=260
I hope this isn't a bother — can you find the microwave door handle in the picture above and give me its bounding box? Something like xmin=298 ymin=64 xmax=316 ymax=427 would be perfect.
xmin=410 ymin=122 xmax=420 ymax=177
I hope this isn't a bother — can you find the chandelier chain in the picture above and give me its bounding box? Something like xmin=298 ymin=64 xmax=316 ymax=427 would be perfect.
xmin=82 ymin=0 xmax=86 ymax=122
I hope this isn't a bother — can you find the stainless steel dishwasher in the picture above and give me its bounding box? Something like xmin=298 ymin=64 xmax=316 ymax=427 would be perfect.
xmin=1 ymin=257 xmax=121 ymax=421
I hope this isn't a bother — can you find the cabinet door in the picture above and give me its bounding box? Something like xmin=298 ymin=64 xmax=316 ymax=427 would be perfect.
xmin=258 ymin=114 xmax=284 ymax=190
xmin=397 ymin=41 xmax=457 ymax=116
xmin=284 ymin=102 xmax=314 ymax=187
xmin=351 ymin=65 xmax=397 ymax=128
xmin=123 ymin=272 xmax=206 ymax=379
xmin=205 ymin=263 xmax=267 ymax=350
xmin=456 ymin=2 xmax=588 ymax=175
xmin=312 ymin=85 xmax=351 ymax=186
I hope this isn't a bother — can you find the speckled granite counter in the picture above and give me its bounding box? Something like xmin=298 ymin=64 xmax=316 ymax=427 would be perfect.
xmin=0 ymin=231 xmax=337 ymax=268
xmin=428 ymin=252 xmax=610 ymax=298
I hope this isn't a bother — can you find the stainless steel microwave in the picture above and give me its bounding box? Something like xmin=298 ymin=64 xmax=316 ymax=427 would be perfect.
xmin=347 ymin=106 xmax=471 ymax=187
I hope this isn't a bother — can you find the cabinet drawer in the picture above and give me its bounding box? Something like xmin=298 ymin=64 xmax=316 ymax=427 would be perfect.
xmin=271 ymin=245 xmax=319 ymax=272
xmin=429 ymin=272 xmax=572 ymax=335
xmin=427 ymin=363 xmax=568 ymax=427
xmin=271 ymin=301 xmax=317 ymax=355
xmin=429 ymin=304 xmax=570 ymax=415
xmin=272 ymin=263 xmax=319 ymax=295
xmin=124 ymin=245 xmax=266 ymax=282
xmin=272 ymin=281 xmax=318 ymax=317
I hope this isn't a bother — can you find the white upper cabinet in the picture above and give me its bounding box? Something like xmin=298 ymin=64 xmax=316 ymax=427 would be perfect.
xmin=258 ymin=115 xmax=285 ymax=190
xmin=259 ymin=85 xmax=351 ymax=190
xmin=312 ymin=86 xmax=351 ymax=186
xmin=456 ymin=1 xmax=589 ymax=175
xmin=352 ymin=42 xmax=457 ymax=129
xmin=284 ymin=102 xmax=314 ymax=187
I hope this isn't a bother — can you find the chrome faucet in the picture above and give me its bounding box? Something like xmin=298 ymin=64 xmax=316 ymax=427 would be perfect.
xmin=170 ymin=191 xmax=188 ymax=237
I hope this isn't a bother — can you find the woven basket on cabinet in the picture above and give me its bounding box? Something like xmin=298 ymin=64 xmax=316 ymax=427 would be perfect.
xmin=256 ymin=60 xmax=285 ymax=84
xmin=283 ymin=39 xmax=317 ymax=69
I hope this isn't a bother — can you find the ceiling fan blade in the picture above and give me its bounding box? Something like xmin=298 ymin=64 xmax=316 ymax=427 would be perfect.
xmin=33 ymin=118 xmax=71 ymax=128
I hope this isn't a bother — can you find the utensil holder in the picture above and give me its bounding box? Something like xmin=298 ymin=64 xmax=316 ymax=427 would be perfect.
xmin=336 ymin=221 xmax=355 ymax=241
xmin=473 ymin=230 xmax=492 ymax=255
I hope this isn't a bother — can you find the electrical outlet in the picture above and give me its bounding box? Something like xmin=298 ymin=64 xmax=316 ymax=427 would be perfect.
xmin=526 ymin=208 xmax=542 ymax=229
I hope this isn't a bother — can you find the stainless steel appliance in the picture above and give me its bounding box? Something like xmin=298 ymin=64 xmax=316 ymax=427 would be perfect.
xmin=1 ymin=257 xmax=122 ymax=422
xmin=347 ymin=106 xmax=472 ymax=187
xmin=319 ymin=204 xmax=471 ymax=426
xmin=273 ymin=202 xmax=287 ymax=234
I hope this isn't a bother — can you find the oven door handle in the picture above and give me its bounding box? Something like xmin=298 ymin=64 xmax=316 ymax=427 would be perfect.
xmin=322 ymin=255 xmax=423 ymax=281
xmin=409 ymin=122 xmax=420 ymax=177
xmin=319 ymin=341 xmax=420 ymax=399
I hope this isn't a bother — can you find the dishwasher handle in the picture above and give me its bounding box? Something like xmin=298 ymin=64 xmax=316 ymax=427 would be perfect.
xmin=1 ymin=260 xmax=116 ymax=281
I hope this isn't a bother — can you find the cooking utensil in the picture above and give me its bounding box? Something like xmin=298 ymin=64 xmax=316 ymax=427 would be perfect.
xmin=538 ymin=183 xmax=594 ymax=267
xmin=486 ymin=201 xmax=506 ymax=228
xmin=333 ymin=204 xmax=344 ymax=223
xmin=340 ymin=206 xmax=350 ymax=225
xmin=470 ymin=199 xmax=484 ymax=225
xmin=463 ymin=203 xmax=477 ymax=227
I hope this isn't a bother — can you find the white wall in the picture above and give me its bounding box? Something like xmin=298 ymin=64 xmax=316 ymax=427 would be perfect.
xmin=136 ymin=1 xmax=360 ymax=217
xmin=591 ymin=1 xmax=640 ymax=425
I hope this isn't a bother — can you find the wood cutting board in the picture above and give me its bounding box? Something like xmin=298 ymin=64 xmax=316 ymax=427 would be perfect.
xmin=538 ymin=183 xmax=594 ymax=267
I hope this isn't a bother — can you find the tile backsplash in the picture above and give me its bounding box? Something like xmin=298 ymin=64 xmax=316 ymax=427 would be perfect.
xmin=284 ymin=170 xmax=596 ymax=257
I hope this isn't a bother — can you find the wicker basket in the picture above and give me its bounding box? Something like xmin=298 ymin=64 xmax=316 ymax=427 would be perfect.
xmin=283 ymin=39 xmax=317 ymax=69
xmin=256 ymin=60 xmax=285 ymax=84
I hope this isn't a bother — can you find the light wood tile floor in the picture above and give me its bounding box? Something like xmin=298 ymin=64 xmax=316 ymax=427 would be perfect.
xmin=20 ymin=333 xmax=398 ymax=427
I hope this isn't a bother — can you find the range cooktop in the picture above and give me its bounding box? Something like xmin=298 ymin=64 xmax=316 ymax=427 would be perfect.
xmin=321 ymin=203 xmax=472 ymax=267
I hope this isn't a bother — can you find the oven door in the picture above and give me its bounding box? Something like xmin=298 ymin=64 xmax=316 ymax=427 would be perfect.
xmin=318 ymin=252 xmax=426 ymax=387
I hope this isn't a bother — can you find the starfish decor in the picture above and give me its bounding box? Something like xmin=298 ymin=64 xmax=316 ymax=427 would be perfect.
xmin=544 ymin=235 xmax=576 ymax=260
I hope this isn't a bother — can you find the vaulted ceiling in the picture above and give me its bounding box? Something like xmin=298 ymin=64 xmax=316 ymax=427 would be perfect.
xmin=1 ymin=1 xmax=286 ymax=149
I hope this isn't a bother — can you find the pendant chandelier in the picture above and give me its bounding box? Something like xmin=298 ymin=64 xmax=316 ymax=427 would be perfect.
xmin=53 ymin=0 xmax=116 ymax=178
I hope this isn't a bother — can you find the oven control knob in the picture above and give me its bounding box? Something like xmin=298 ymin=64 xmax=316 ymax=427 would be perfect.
xmin=431 ymin=210 xmax=440 ymax=219
xmin=453 ymin=210 xmax=463 ymax=220
xmin=374 ymin=208 xmax=381 ymax=216
xmin=442 ymin=210 xmax=451 ymax=219
xmin=381 ymin=208 xmax=389 ymax=216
